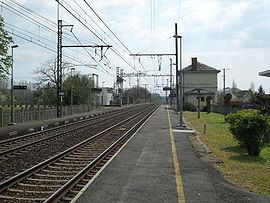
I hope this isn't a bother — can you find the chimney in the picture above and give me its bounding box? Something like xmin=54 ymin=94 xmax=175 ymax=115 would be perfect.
xmin=191 ymin=57 xmax=197 ymax=70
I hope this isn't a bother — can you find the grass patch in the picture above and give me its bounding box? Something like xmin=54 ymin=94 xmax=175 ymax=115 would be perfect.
xmin=184 ymin=111 xmax=270 ymax=195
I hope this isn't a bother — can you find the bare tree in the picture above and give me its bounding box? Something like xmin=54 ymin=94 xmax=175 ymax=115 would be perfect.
xmin=33 ymin=58 xmax=70 ymax=86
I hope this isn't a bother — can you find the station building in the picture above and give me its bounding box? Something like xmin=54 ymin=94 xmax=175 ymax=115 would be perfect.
xmin=182 ymin=57 xmax=220 ymax=108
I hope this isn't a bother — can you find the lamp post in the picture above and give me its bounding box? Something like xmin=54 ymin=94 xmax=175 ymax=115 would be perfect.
xmin=70 ymin=68 xmax=75 ymax=115
xmin=10 ymin=45 xmax=19 ymax=125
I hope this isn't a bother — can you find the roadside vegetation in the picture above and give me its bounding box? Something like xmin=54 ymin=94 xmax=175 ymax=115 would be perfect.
xmin=184 ymin=111 xmax=270 ymax=195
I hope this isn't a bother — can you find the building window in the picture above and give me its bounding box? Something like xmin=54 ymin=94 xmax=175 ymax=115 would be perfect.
xmin=196 ymin=96 xmax=205 ymax=101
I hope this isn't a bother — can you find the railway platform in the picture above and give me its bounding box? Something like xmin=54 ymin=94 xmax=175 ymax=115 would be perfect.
xmin=74 ymin=105 xmax=270 ymax=203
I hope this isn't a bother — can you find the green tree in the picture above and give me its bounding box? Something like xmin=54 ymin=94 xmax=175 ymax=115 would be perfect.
xmin=123 ymin=86 xmax=151 ymax=103
xmin=251 ymin=85 xmax=270 ymax=114
xmin=0 ymin=16 xmax=14 ymax=79
xmin=39 ymin=83 xmax=57 ymax=106
xmin=63 ymin=73 xmax=94 ymax=105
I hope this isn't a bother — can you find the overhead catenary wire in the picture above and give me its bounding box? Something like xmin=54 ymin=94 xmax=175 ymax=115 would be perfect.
xmin=5 ymin=20 xmax=97 ymax=61
xmin=2 ymin=1 xmax=115 ymax=78
xmin=5 ymin=0 xmax=162 ymax=92
xmin=72 ymin=0 xmax=165 ymax=93
xmin=70 ymin=30 xmax=115 ymax=77
xmin=1 ymin=2 xmax=56 ymax=34
xmin=6 ymin=30 xmax=101 ymax=70
xmin=6 ymin=0 xmax=56 ymax=26
xmin=82 ymin=0 xmax=133 ymax=55
xmin=0 ymin=3 xmax=79 ymax=45
xmin=5 ymin=23 xmax=56 ymax=44
xmin=57 ymin=0 xmax=142 ymax=74
xmin=62 ymin=0 xmax=159 ymax=80
xmin=71 ymin=0 xmax=130 ymax=56
xmin=55 ymin=0 xmax=108 ymax=45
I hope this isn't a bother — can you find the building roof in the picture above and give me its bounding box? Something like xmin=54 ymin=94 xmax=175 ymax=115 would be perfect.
xmin=259 ymin=69 xmax=270 ymax=77
xmin=183 ymin=60 xmax=220 ymax=73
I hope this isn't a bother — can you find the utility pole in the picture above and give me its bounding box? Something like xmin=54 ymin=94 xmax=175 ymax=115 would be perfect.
xmin=70 ymin=67 xmax=75 ymax=115
xmin=166 ymin=79 xmax=169 ymax=104
xmin=223 ymin=68 xmax=226 ymax=97
xmin=57 ymin=19 xmax=111 ymax=118
xmin=170 ymin=58 xmax=172 ymax=106
xmin=57 ymin=20 xmax=63 ymax=118
xmin=197 ymin=90 xmax=201 ymax=118
xmin=174 ymin=23 xmax=179 ymax=112
xmin=223 ymin=68 xmax=227 ymax=115
xmin=10 ymin=45 xmax=19 ymax=125
xmin=179 ymin=36 xmax=183 ymax=126
xmin=130 ymin=23 xmax=183 ymax=126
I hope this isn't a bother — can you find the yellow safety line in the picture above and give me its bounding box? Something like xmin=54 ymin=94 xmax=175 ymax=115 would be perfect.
xmin=167 ymin=107 xmax=186 ymax=203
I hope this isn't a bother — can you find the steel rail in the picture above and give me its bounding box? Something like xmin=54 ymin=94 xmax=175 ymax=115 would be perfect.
xmin=0 ymin=105 xmax=156 ymax=194
xmin=0 ymin=108 xmax=119 ymax=145
xmin=45 ymin=105 xmax=158 ymax=202
xmin=0 ymin=105 xmax=144 ymax=157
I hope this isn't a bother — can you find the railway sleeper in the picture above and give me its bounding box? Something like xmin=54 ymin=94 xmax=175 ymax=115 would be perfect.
xmin=7 ymin=188 xmax=55 ymax=194
xmin=54 ymin=162 xmax=88 ymax=167
xmin=0 ymin=194 xmax=47 ymax=201
xmin=68 ymin=153 xmax=99 ymax=158
xmin=34 ymin=173 xmax=75 ymax=178
xmin=41 ymin=169 xmax=79 ymax=174
xmin=64 ymin=156 xmax=94 ymax=160
xmin=2 ymin=191 xmax=50 ymax=199
xmin=17 ymin=182 xmax=63 ymax=188
xmin=26 ymin=177 xmax=69 ymax=182
xmin=61 ymin=196 xmax=74 ymax=201
xmin=59 ymin=159 xmax=93 ymax=163
xmin=48 ymin=165 xmax=81 ymax=170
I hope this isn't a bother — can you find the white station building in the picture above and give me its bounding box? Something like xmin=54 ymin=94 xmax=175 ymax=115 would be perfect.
xmin=182 ymin=57 xmax=220 ymax=108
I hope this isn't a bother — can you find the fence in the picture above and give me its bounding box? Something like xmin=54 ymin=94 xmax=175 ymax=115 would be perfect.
xmin=0 ymin=104 xmax=93 ymax=127
xmin=210 ymin=104 xmax=238 ymax=115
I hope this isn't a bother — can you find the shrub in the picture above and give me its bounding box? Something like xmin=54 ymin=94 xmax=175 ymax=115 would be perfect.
xmin=183 ymin=102 xmax=196 ymax=112
xmin=226 ymin=109 xmax=269 ymax=155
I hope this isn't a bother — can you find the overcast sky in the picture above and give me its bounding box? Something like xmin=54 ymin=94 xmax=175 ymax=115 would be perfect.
xmin=2 ymin=0 xmax=270 ymax=93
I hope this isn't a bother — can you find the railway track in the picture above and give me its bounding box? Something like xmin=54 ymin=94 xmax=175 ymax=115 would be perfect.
xmin=0 ymin=104 xmax=158 ymax=202
xmin=0 ymin=104 xmax=145 ymax=157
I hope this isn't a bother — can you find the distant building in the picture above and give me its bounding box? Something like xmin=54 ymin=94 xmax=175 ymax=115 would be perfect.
xmin=182 ymin=57 xmax=220 ymax=108
xmin=96 ymin=87 xmax=113 ymax=106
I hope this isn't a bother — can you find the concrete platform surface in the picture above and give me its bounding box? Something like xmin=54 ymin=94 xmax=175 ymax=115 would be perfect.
xmin=75 ymin=105 xmax=270 ymax=203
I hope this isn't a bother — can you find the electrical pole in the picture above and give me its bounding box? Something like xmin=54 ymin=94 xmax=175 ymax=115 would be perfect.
xmin=70 ymin=68 xmax=75 ymax=115
xmin=170 ymin=58 xmax=172 ymax=106
xmin=223 ymin=68 xmax=226 ymax=97
xmin=56 ymin=19 xmax=111 ymax=118
xmin=174 ymin=23 xmax=179 ymax=112
xmin=179 ymin=36 xmax=183 ymax=126
xmin=223 ymin=68 xmax=226 ymax=115
xmin=129 ymin=23 xmax=183 ymax=126
xmin=57 ymin=20 xmax=63 ymax=118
